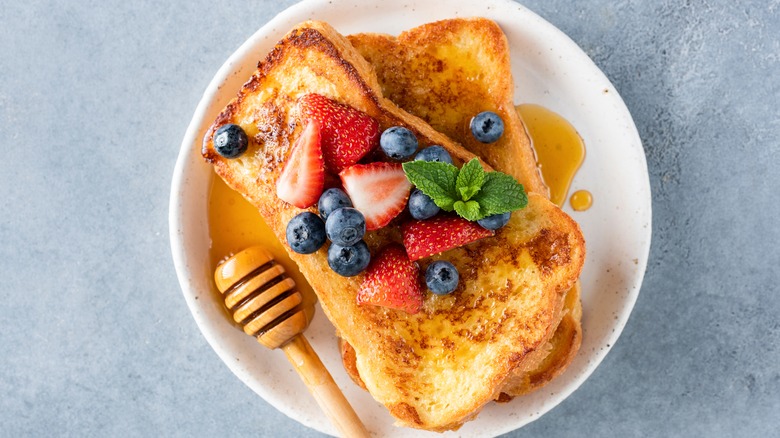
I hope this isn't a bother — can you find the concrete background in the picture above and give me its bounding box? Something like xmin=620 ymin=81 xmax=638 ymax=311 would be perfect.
xmin=1 ymin=0 xmax=778 ymax=436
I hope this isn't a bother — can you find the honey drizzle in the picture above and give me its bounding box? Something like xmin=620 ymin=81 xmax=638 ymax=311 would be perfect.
xmin=516 ymin=104 xmax=589 ymax=210
xmin=207 ymin=175 xmax=317 ymax=322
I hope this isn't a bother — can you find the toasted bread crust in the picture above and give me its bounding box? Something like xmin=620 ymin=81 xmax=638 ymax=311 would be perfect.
xmin=203 ymin=21 xmax=584 ymax=431
xmin=348 ymin=18 xmax=548 ymax=197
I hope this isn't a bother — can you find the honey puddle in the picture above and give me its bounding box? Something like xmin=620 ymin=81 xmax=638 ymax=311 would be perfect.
xmin=516 ymin=104 xmax=590 ymax=210
xmin=207 ymin=175 xmax=317 ymax=322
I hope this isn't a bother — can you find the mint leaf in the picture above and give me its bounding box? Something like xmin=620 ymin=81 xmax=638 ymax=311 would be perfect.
xmin=454 ymin=200 xmax=482 ymax=221
xmin=455 ymin=158 xmax=485 ymax=201
xmin=402 ymin=161 xmax=459 ymax=211
xmin=472 ymin=172 xmax=528 ymax=215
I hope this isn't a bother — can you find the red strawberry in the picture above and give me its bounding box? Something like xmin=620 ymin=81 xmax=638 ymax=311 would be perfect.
xmin=340 ymin=162 xmax=412 ymax=231
xmin=402 ymin=215 xmax=495 ymax=261
xmin=297 ymin=93 xmax=380 ymax=172
xmin=358 ymin=245 xmax=422 ymax=314
xmin=276 ymin=119 xmax=324 ymax=208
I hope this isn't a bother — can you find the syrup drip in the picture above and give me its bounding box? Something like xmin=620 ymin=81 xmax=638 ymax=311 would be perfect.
xmin=569 ymin=190 xmax=593 ymax=211
xmin=516 ymin=104 xmax=589 ymax=210
xmin=207 ymin=175 xmax=317 ymax=322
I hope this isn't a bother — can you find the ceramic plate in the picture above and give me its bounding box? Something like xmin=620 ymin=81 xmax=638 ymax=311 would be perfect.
xmin=170 ymin=0 xmax=651 ymax=436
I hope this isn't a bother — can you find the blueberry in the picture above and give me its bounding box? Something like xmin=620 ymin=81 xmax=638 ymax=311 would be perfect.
xmin=286 ymin=212 xmax=326 ymax=254
xmin=414 ymin=145 xmax=453 ymax=165
xmin=470 ymin=111 xmax=504 ymax=143
xmin=328 ymin=240 xmax=371 ymax=277
xmin=325 ymin=207 xmax=366 ymax=246
xmin=214 ymin=123 xmax=248 ymax=158
xmin=425 ymin=260 xmax=459 ymax=295
xmin=408 ymin=189 xmax=440 ymax=220
xmin=318 ymin=188 xmax=352 ymax=220
xmin=380 ymin=126 xmax=418 ymax=160
xmin=477 ymin=212 xmax=511 ymax=230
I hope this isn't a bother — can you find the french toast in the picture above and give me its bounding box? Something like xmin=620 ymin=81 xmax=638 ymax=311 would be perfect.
xmin=202 ymin=20 xmax=585 ymax=431
xmin=346 ymin=18 xmax=582 ymax=398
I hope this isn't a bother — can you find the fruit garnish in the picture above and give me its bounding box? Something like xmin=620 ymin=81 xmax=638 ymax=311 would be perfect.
xmin=358 ymin=245 xmax=422 ymax=314
xmin=318 ymin=188 xmax=352 ymax=221
xmin=214 ymin=123 xmax=248 ymax=158
xmin=380 ymin=126 xmax=418 ymax=160
xmin=425 ymin=260 xmax=459 ymax=295
xmin=325 ymin=207 xmax=366 ymax=247
xmin=402 ymin=158 xmax=527 ymax=222
xmin=414 ymin=145 xmax=453 ymax=164
xmin=328 ymin=240 xmax=371 ymax=277
xmin=276 ymin=119 xmax=324 ymax=208
xmin=286 ymin=212 xmax=327 ymax=254
xmin=402 ymin=215 xmax=494 ymax=261
xmin=340 ymin=162 xmax=412 ymax=231
xmin=298 ymin=93 xmax=380 ymax=172
xmin=408 ymin=189 xmax=440 ymax=220
xmin=477 ymin=212 xmax=511 ymax=230
xmin=470 ymin=111 xmax=504 ymax=143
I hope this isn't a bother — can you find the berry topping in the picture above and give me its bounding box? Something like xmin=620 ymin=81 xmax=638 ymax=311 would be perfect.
xmin=470 ymin=111 xmax=504 ymax=143
xmin=297 ymin=93 xmax=380 ymax=172
xmin=425 ymin=260 xmax=459 ymax=295
xmin=214 ymin=123 xmax=248 ymax=158
xmin=380 ymin=126 xmax=418 ymax=160
xmin=408 ymin=189 xmax=440 ymax=220
xmin=328 ymin=240 xmax=371 ymax=277
xmin=477 ymin=212 xmax=511 ymax=230
xmin=358 ymin=245 xmax=423 ymax=314
xmin=414 ymin=145 xmax=453 ymax=165
xmin=340 ymin=162 xmax=412 ymax=231
xmin=286 ymin=212 xmax=327 ymax=254
xmin=318 ymin=188 xmax=352 ymax=221
xmin=402 ymin=215 xmax=495 ymax=261
xmin=276 ymin=119 xmax=324 ymax=208
xmin=325 ymin=207 xmax=366 ymax=247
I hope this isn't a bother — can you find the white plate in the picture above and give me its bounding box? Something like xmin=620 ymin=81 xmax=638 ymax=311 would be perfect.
xmin=169 ymin=0 xmax=652 ymax=436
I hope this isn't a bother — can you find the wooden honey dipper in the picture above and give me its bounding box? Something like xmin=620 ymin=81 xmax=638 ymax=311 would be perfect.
xmin=214 ymin=246 xmax=369 ymax=438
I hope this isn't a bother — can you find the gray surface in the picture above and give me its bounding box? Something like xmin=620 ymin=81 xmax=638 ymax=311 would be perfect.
xmin=1 ymin=0 xmax=778 ymax=437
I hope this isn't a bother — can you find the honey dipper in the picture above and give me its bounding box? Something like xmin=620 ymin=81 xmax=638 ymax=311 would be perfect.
xmin=214 ymin=246 xmax=369 ymax=438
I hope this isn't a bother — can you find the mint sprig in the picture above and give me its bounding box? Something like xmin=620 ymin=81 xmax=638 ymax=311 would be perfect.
xmin=402 ymin=158 xmax=528 ymax=221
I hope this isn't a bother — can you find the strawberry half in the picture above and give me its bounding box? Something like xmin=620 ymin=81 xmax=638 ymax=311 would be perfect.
xmin=358 ymin=245 xmax=423 ymax=314
xmin=402 ymin=215 xmax=495 ymax=261
xmin=276 ymin=119 xmax=324 ymax=208
xmin=340 ymin=162 xmax=412 ymax=231
xmin=298 ymin=93 xmax=380 ymax=172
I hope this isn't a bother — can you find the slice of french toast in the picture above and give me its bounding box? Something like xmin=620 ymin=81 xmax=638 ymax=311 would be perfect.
xmin=202 ymin=21 xmax=584 ymax=431
xmin=347 ymin=18 xmax=582 ymax=398
xmin=347 ymin=18 xmax=548 ymax=198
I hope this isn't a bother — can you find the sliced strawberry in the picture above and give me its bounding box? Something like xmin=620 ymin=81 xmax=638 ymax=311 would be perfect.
xmin=358 ymin=245 xmax=423 ymax=314
xmin=276 ymin=119 xmax=324 ymax=208
xmin=402 ymin=215 xmax=495 ymax=261
xmin=340 ymin=162 xmax=412 ymax=231
xmin=298 ymin=93 xmax=380 ymax=172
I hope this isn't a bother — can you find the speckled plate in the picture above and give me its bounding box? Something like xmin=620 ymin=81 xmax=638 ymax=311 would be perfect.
xmin=170 ymin=0 xmax=651 ymax=436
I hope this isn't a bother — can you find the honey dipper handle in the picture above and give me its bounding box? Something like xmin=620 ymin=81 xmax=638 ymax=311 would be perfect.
xmin=282 ymin=335 xmax=370 ymax=438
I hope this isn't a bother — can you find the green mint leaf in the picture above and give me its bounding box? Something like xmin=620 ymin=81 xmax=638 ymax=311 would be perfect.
xmin=455 ymin=158 xmax=485 ymax=201
xmin=402 ymin=160 xmax=459 ymax=211
xmin=453 ymin=200 xmax=482 ymax=221
xmin=472 ymin=171 xmax=528 ymax=215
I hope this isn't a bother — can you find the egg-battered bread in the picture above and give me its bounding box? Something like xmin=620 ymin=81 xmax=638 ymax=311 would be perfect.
xmin=202 ymin=20 xmax=584 ymax=431
xmin=346 ymin=18 xmax=582 ymax=399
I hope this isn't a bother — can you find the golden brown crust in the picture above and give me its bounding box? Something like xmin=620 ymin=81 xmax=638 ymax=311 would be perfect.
xmin=202 ymin=20 xmax=584 ymax=431
xmin=348 ymin=18 xmax=548 ymax=197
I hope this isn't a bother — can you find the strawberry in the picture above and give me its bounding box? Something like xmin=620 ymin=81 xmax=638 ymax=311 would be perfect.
xmin=402 ymin=215 xmax=495 ymax=261
xmin=358 ymin=245 xmax=423 ymax=314
xmin=340 ymin=162 xmax=412 ymax=231
xmin=276 ymin=119 xmax=324 ymax=208
xmin=297 ymin=93 xmax=380 ymax=172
